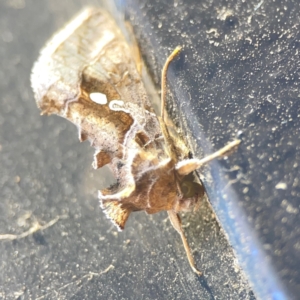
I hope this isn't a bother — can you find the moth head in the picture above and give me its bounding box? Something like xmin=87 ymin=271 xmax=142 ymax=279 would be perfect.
xmin=176 ymin=173 xmax=205 ymax=212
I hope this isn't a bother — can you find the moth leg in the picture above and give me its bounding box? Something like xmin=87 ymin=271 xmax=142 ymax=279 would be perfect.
xmin=161 ymin=46 xmax=182 ymax=121
xmin=168 ymin=210 xmax=202 ymax=276
xmin=193 ymin=193 xmax=201 ymax=212
xmin=176 ymin=139 xmax=241 ymax=176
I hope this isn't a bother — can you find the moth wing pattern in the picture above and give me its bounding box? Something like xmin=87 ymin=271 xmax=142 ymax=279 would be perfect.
xmin=31 ymin=8 xmax=171 ymax=230
xmin=31 ymin=7 xmax=240 ymax=275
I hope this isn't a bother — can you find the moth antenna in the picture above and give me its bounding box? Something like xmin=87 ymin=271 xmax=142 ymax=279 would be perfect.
xmin=161 ymin=46 xmax=182 ymax=122
xmin=168 ymin=210 xmax=202 ymax=276
xmin=124 ymin=20 xmax=143 ymax=74
xmin=176 ymin=140 xmax=241 ymax=176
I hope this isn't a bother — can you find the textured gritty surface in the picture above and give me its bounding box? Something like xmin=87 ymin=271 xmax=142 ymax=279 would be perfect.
xmin=1 ymin=0 xmax=287 ymax=299
xmin=126 ymin=0 xmax=300 ymax=299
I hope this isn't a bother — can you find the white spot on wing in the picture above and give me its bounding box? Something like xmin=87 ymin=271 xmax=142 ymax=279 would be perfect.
xmin=90 ymin=92 xmax=108 ymax=105
xmin=109 ymin=100 xmax=130 ymax=113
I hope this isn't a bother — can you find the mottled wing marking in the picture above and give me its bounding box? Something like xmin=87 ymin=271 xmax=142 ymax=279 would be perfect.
xmin=31 ymin=8 xmax=167 ymax=196
xmin=31 ymin=7 xmax=241 ymax=276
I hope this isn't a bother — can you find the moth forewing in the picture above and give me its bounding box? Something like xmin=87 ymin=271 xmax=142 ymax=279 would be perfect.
xmin=31 ymin=7 xmax=240 ymax=277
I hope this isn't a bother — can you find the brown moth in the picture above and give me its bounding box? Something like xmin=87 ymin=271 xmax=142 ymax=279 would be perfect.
xmin=31 ymin=8 xmax=240 ymax=276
